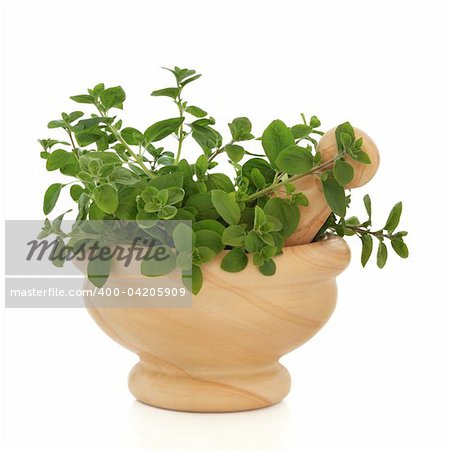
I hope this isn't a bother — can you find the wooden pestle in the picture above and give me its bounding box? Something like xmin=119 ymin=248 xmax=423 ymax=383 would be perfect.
xmin=280 ymin=127 xmax=380 ymax=246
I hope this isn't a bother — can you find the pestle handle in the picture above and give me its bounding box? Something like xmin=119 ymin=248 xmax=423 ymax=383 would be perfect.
xmin=284 ymin=127 xmax=380 ymax=246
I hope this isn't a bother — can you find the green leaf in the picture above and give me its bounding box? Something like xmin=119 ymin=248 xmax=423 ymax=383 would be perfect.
xmin=109 ymin=167 xmax=138 ymax=185
xmin=46 ymin=149 xmax=71 ymax=171
xmin=70 ymin=185 xmax=84 ymax=201
xmin=181 ymin=74 xmax=202 ymax=86
xmin=195 ymin=229 xmax=224 ymax=253
xmin=376 ymin=241 xmax=388 ymax=268
xmin=87 ymin=256 xmax=112 ymax=288
xmin=144 ymin=117 xmax=184 ymax=142
xmin=48 ymin=120 xmax=66 ymax=129
xmin=211 ymin=190 xmax=241 ymax=225
xmin=391 ymin=239 xmax=409 ymax=258
xmin=100 ymin=86 xmax=126 ymax=110
xmin=70 ymin=94 xmax=95 ymax=104
xmin=263 ymin=197 xmax=300 ymax=239
xmin=151 ymin=87 xmax=180 ymax=99
xmin=43 ymin=183 xmax=63 ymax=215
xmin=195 ymin=154 xmax=208 ymax=176
xmin=93 ymin=184 xmax=119 ymax=214
xmin=242 ymin=158 xmax=275 ymax=184
xmin=251 ymin=168 xmax=266 ymax=189
xmin=191 ymin=265 xmax=203 ymax=294
xmin=360 ymin=234 xmax=373 ymax=267
xmin=205 ymin=173 xmax=235 ymax=193
xmin=121 ymin=127 xmax=143 ymax=145
xmin=193 ymin=220 xmax=225 ymax=235
xmin=333 ymin=159 xmax=354 ymax=186
xmin=259 ymin=259 xmax=276 ymax=276
xmin=291 ymin=124 xmax=312 ymax=139
xmin=191 ymin=124 xmax=222 ymax=154
xmin=322 ymin=177 xmax=346 ymax=217
xmin=253 ymin=206 xmax=266 ymax=228
xmin=310 ymin=116 xmax=321 ymax=128
xmin=141 ymin=246 xmax=177 ymax=277
xmin=149 ymin=172 xmax=183 ymax=189
xmin=363 ymin=194 xmax=372 ymax=220
xmin=221 ymin=248 xmax=248 ymax=272
xmin=222 ymin=225 xmax=246 ymax=246
xmin=173 ymin=223 xmax=193 ymax=252
xmin=262 ymin=119 xmax=295 ymax=166
xmin=275 ymin=145 xmax=313 ymax=175
xmin=384 ymin=202 xmax=402 ymax=233
xmin=185 ymin=193 xmax=218 ymax=220
xmin=225 ymin=144 xmax=245 ymax=163
xmin=228 ymin=117 xmax=253 ymax=141
xmin=335 ymin=122 xmax=355 ymax=152
xmin=350 ymin=150 xmax=371 ymax=164
xmin=185 ymin=105 xmax=207 ymax=118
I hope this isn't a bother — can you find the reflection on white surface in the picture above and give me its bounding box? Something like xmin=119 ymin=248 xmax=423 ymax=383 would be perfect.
xmin=126 ymin=400 xmax=291 ymax=450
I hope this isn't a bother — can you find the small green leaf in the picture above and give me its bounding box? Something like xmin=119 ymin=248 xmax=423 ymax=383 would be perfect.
xmin=335 ymin=122 xmax=355 ymax=152
xmin=222 ymin=225 xmax=246 ymax=246
xmin=144 ymin=117 xmax=184 ymax=143
xmin=100 ymin=86 xmax=126 ymax=110
xmin=193 ymin=220 xmax=225 ymax=235
xmin=93 ymin=184 xmax=119 ymax=214
xmin=333 ymin=159 xmax=354 ymax=186
xmin=360 ymin=234 xmax=373 ymax=267
xmin=263 ymin=197 xmax=300 ymax=239
xmin=391 ymin=239 xmax=409 ymax=258
xmin=228 ymin=117 xmax=253 ymax=141
xmin=322 ymin=177 xmax=346 ymax=217
xmin=262 ymin=119 xmax=295 ymax=166
xmin=121 ymin=127 xmax=143 ymax=145
xmin=253 ymin=206 xmax=266 ymax=229
xmin=141 ymin=246 xmax=177 ymax=277
xmin=48 ymin=120 xmax=66 ymax=129
xmin=310 ymin=116 xmax=321 ymax=128
xmin=291 ymin=124 xmax=312 ymax=139
xmin=173 ymin=223 xmax=193 ymax=252
xmin=376 ymin=241 xmax=388 ymax=268
xmin=351 ymin=150 xmax=371 ymax=164
xmin=259 ymin=259 xmax=276 ymax=276
xmin=195 ymin=229 xmax=224 ymax=253
xmin=384 ymin=202 xmax=402 ymax=233
xmin=221 ymin=248 xmax=248 ymax=272
xmin=70 ymin=94 xmax=95 ymax=104
xmin=211 ymin=190 xmax=241 ymax=225
xmin=43 ymin=183 xmax=64 ymax=215
xmin=70 ymin=185 xmax=84 ymax=201
xmin=46 ymin=149 xmax=71 ymax=171
xmin=191 ymin=265 xmax=203 ymax=294
xmin=185 ymin=105 xmax=207 ymax=118
xmin=151 ymin=87 xmax=180 ymax=99
xmin=250 ymin=168 xmax=266 ymax=189
xmin=87 ymin=257 xmax=112 ymax=288
xmin=225 ymin=144 xmax=245 ymax=163
xmin=363 ymin=194 xmax=372 ymax=219
xmin=276 ymin=145 xmax=313 ymax=175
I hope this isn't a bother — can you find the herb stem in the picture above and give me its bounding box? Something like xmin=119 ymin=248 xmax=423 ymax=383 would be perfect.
xmin=175 ymin=90 xmax=185 ymax=163
xmin=96 ymin=107 xmax=155 ymax=179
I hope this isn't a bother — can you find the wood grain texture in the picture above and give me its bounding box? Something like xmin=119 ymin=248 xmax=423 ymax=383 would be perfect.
xmin=80 ymin=236 xmax=351 ymax=412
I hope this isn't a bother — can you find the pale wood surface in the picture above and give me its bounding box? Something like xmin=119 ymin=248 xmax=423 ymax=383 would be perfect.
xmin=81 ymin=236 xmax=351 ymax=412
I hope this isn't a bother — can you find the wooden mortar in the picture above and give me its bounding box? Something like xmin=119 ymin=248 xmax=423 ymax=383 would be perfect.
xmin=78 ymin=236 xmax=350 ymax=412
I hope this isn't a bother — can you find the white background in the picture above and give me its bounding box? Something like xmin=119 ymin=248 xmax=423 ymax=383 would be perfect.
xmin=1 ymin=0 xmax=449 ymax=449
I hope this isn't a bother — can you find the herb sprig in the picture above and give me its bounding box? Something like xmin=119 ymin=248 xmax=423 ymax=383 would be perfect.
xmin=39 ymin=66 xmax=409 ymax=293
